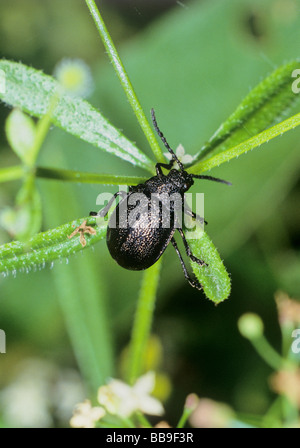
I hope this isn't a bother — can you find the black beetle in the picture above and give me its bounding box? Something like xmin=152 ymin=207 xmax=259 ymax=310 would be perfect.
xmin=90 ymin=109 xmax=230 ymax=289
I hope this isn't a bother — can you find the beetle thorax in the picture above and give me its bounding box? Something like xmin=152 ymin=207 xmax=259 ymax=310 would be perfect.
xmin=167 ymin=169 xmax=194 ymax=193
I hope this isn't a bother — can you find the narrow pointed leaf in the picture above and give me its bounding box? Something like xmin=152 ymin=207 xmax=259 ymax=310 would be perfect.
xmin=191 ymin=112 xmax=300 ymax=174
xmin=192 ymin=60 xmax=300 ymax=164
xmin=187 ymin=228 xmax=231 ymax=304
xmin=0 ymin=216 xmax=107 ymax=275
xmin=0 ymin=60 xmax=155 ymax=173
xmin=36 ymin=166 xmax=148 ymax=185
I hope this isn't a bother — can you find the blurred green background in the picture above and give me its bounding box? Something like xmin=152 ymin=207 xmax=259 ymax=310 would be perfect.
xmin=0 ymin=0 xmax=299 ymax=427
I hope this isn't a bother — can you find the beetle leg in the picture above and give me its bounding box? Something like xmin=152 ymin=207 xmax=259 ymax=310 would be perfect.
xmin=171 ymin=237 xmax=202 ymax=290
xmin=155 ymin=160 xmax=175 ymax=176
xmin=183 ymin=201 xmax=208 ymax=225
xmin=177 ymin=228 xmax=208 ymax=267
xmin=89 ymin=191 xmax=128 ymax=218
xmin=151 ymin=108 xmax=185 ymax=171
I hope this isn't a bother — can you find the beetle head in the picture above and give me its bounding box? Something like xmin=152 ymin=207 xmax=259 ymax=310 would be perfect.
xmin=169 ymin=169 xmax=194 ymax=193
xmin=151 ymin=108 xmax=232 ymax=189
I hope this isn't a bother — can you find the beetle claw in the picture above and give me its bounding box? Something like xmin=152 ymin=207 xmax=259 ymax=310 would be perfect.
xmin=190 ymin=255 xmax=208 ymax=267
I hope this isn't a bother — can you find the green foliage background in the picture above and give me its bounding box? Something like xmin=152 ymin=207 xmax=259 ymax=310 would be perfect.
xmin=0 ymin=0 xmax=299 ymax=426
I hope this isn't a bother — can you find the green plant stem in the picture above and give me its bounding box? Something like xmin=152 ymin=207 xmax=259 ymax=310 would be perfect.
xmin=85 ymin=0 xmax=164 ymax=163
xmin=251 ymin=336 xmax=289 ymax=371
xmin=262 ymin=396 xmax=282 ymax=428
xmin=177 ymin=407 xmax=193 ymax=428
xmin=135 ymin=412 xmax=152 ymax=428
xmin=190 ymin=112 xmax=300 ymax=174
xmin=0 ymin=165 xmax=24 ymax=183
xmin=262 ymin=385 xmax=299 ymax=427
xmin=36 ymin=166 xmax=148 ymax=185
xmin=118 ymin=416 xmax=136 ymax=428
xmin=127 ymin=260 xmax=162 ymax=385
xmin=281 ymin=395 xmax=299 ymax=425
xmin=281 ymin=323 xmax=296 ymax=359
xmin=29 ymin=93 xmax=59 ymax=166
xmin=97 ymin=422 xmax=128 ymax=428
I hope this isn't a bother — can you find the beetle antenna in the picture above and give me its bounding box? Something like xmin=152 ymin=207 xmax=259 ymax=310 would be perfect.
xmin=151 ymin=108 xmax=185 ymax=171
xmin=192 ymin=174 xmax=232 ymax=186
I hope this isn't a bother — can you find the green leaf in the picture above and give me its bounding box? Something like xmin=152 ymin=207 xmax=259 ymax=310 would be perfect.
xmin=85 ymin=0 xmax=164 ymax=163
xmin=0 ymin=216 xmax=106 ymax=275
xmin=42 ymin=183 xmax=114 ymax=393
xmin=35 ymin=166 xmax=148 ymax=185
xmin=190 ymin=112 xmax=300 ymax=174
xmin=187 ymin=228 xmax=231 ymax=304
xmin=0 ymin=60 xmax=155 ymax=173
xmin=5 ymin=109 xmax=36 ymax=165
xmin=0 ymin=165 xmax=24 ymax=183
xmin=192 ymin=60 xmax=300 ymax=164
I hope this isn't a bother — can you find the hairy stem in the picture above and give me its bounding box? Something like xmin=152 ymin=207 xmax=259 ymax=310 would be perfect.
xmin=127 ymin=260 xmax=162 ymax=385
xmin=85 ymin=0 xmax=164 ymax=163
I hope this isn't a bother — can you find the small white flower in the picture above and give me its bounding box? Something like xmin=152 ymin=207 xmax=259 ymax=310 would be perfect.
xmin=70 ymin=400 xmax=106 ymax=428
xmin=54 ymin=58 xmax=94 ymax=98
xmin=98 ymin=372 xmax=164 ymax=418
xmin=96 ymin=384 xmax=121 ymax=415
xmin=164 ymin=144 xmax=193 ymax=168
